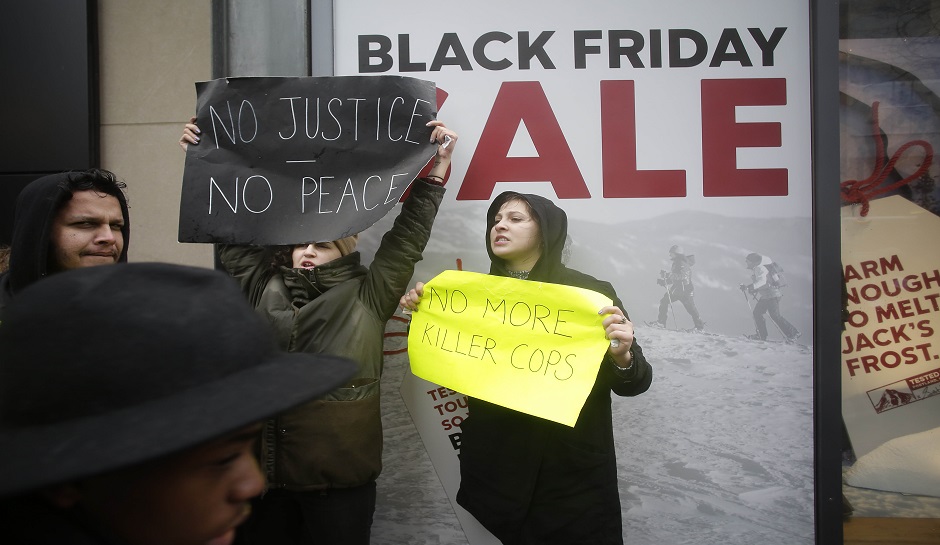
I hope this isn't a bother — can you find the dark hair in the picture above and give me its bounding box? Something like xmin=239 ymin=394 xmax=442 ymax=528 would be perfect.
xmin=57 ymin=168 xmax=129 ymax=207
xmin=270 ymin=246 xmax=293 ymax=270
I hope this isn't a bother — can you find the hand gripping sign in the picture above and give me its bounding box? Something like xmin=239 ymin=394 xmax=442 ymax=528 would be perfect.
xmin=179 ymin=75 xmax=439 ymax=245
xmin=407 ymin=270 xmax=613 ymax=427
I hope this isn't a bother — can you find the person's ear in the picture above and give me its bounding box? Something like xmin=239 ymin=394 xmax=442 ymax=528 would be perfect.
xmin=41 ymin=483 xmax=83 ymax=508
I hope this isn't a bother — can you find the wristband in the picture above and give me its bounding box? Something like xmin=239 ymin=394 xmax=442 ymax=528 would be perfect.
xmin=612 ymin=345 xmax=636 ymax=376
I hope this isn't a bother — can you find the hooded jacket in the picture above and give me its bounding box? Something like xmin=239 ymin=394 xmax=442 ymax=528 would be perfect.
xmin=455 ymin=191 xmax=652 ymax=545
xmin=0 ymin=173 xmax=131 ymax=315
xmin=218 ymin=180 xmax=443 ymax=490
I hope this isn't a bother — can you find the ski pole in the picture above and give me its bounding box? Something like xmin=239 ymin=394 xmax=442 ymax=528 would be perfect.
xmin=741 ymin=287 xmax=759 ymax=337
xmin=765 ymin=300 xmax=790 ymax=341
xmin=741 ymin=290 xmax=787 ymax=341
xmin=741 ymin=288 xmax=753 ymax=310
xmin=663 ymin=282 xmax=681 ymax=330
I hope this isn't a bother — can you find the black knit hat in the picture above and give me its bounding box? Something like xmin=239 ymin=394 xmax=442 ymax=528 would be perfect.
xmin=0 ymin=262 xmax=355 ymax=497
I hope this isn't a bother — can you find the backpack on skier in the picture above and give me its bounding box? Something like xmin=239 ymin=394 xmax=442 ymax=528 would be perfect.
xmin=765 ymin=261 xmax=787 ymax=288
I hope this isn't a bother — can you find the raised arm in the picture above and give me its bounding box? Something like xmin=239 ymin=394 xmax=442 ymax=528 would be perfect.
xmin=358 ymin=122 xmax=457 ymax=320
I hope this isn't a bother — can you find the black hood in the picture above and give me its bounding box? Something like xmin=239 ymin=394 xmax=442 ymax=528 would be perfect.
xmin=4 ymin=172 xmax=130 ymax=295
xmin=485 ymin=191 xmax=568 ymax=282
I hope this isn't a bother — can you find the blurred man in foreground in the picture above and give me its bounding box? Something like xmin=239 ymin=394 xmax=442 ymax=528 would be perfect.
xmin=0 ymin=262 xmax=355 ymax=545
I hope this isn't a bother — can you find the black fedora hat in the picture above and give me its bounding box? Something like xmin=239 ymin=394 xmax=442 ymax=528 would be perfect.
xmin=0 ymin=262 xmax=356 ymax=497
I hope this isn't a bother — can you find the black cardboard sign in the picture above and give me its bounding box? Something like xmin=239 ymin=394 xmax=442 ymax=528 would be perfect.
xmin=179 ymin=75 xmax=438 ymax=244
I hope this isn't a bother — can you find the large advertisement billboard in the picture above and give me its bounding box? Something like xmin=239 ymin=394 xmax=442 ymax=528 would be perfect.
xmin=334 ymin=2 xmax=816 ymax=543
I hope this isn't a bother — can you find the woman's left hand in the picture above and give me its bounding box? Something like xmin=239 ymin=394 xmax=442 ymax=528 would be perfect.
xmin=599 ymin=306 xmax=634 ymax=367
xmin=427 ymin=120 xmax=458 ymax=160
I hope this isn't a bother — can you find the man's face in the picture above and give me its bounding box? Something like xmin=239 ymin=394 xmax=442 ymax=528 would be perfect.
xmin=71 ymin=425 xmax=263 ymax=545
xmin=49 ymin=190 xmax=125 ymax=272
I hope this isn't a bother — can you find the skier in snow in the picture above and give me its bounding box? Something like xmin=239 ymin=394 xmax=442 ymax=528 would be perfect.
xmin=740 ymin=252 xmax=800 ymax=341
xmin=652 ymin=245 xmax=705 ymax=331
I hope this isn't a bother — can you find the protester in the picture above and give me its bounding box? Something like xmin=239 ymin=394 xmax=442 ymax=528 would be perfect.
xmin=180 ymin=118 xmax=457 ymax=545
xmin=0 ymin=169 xmax=130 ymax=316
xmin=652 ymin=244 xmax=706 ymax=331
xmin=0 ymin=262 xmax=355 ymax=545
xmin=400 ymin=191 xmax=653 ymax=545
xmin=740 ymin=252 xmax=801 ymax=341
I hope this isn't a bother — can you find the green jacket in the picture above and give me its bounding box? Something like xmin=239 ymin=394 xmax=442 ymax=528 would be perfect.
xmin=220 ymin=180 xmax=444 ymax=490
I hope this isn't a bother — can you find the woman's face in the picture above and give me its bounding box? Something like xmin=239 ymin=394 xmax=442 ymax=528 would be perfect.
xmin=490 ymin=199 xmax=541 ymax=270
xmin=291 ymin=241 xmax=342 ymax=269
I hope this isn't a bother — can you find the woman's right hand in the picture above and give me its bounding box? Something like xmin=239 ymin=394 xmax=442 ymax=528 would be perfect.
xmin=399 ymin=281 xmax=426 ymax=314
xmin=179 ymin=116 xmax=200 ymax=152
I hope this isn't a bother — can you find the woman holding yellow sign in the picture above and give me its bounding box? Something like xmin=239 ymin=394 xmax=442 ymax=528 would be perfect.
xmin=401 ymin=191 xmax=652 ymax=545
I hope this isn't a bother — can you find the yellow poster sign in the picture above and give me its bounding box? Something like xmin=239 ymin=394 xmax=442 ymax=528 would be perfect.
xmin=407 ymin=270 xmax=613 ymax=426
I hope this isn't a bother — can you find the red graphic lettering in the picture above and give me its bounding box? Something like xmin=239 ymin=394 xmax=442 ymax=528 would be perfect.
xmin=458 ymin=81 xmax=589 ymax=200
xmin=701 ymin=78 xmax=787 ymax=196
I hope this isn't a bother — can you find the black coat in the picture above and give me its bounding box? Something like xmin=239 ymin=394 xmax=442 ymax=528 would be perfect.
xmin=455 ymin=192 xmax=652 ymax=545
xmin=1 ymin=499 xmax=120 ymax=545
